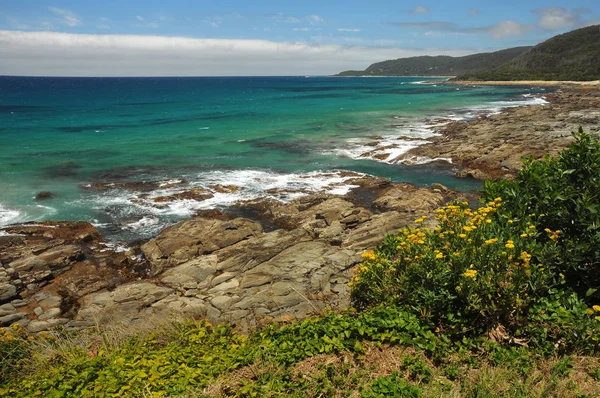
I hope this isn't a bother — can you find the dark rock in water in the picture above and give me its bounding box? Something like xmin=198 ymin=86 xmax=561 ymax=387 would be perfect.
xmin=249 ymin=139 xmax=312 ymax=154
xmin=44 ymin=161 xmax=81 ymax=178
xmin=212 ymin=184 xmax=241 ymax=194
xmin=34 ymin=191 xmax=53 ymax=201
xmin=153 ymin=188 xmax=214 ymax=203
xmin=83 ymin=179 xmax=187 ymax=193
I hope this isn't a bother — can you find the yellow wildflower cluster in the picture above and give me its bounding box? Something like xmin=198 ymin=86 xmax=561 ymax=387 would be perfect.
xmin=505 ymin=240 xmax=515 ymax=249
xmin=401 ymin=228 xmax=427 ymax=245
xmin=485 ymin=238 xmax=498 ymax=245
xmin=361 ymin=250 xmax=377 ymax=261
xmin=463 ymin=269 xmax=478 ymax=278
xmin=414 ymin=215 xmax=427 ymax=224
xmin=544 ymin=228 xmax=561 ymax=241
xmin=585 ymin=305 xmax=600 ymax=319
xmin=0 ymin=327 xmax=15 ymax=342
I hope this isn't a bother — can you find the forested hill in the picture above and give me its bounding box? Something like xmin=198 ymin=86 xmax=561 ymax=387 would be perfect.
xmin=335 ymin=47 xmax=531 ymax=77
xmin=457 ymin=25 xmax=600 ymax=81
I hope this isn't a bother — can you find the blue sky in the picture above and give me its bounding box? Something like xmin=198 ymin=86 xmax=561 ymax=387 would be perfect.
xmin=0 ymin=1 xmax=599 ymax=76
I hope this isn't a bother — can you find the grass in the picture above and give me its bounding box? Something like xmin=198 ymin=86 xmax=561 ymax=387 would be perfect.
xmin=2 ymin=310 xmax=600 ymax=397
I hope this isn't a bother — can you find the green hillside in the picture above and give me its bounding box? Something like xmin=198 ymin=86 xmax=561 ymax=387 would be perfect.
xmin=458 ymin=25 xmax=600 ymax=81
xmin=335 ymin=47 xmax=531 ymax=77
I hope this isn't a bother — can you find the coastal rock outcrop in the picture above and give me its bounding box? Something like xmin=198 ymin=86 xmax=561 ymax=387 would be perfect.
xmin=1 ymin=179 xmax=472 ymax=332
xmin=72 ymin=184 xmax=463 ymax=330
xmin=406 ymin=90 xmax=600 ymax=180
xmin=141 ymin=218 xmax=263 ymax=274
xmin=0 ymin=222 xmax=145 ymax=331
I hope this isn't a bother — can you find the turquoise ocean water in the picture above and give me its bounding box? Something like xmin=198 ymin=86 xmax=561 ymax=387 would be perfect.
xmin=0 ymin=76 xmax=549 ymax=242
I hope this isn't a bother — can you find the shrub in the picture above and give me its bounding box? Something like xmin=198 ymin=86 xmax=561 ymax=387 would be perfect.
xmin=482 ymin=129 xmax=600 ymax=301
xmin=350 ymin=200 xmax=560 ymax=336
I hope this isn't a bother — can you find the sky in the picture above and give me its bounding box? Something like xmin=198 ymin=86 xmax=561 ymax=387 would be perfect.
xmin=0 ymin=1 xmax=599 ymax=76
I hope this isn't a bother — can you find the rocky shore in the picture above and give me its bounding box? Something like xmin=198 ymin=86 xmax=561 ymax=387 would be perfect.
xmin=406 ymin=88 xmax=600 ymax=180
xmin=3 ymin=87 xmax=599 ymax=334
xmin=0 ymin=177 xmax=474 ymax=333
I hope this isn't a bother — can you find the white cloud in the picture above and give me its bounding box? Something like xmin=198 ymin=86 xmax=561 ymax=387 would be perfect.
xmin=48 ymin=7 xmax=82 ymax=27
xmin=412 ymin=6 xmax=429 ymax=14
xmin=0 ymin=30 xmax=474 ymax=77
xmin=203 ymin=17 xmax=224 ymax=28
xmin=307 ymin=15 xmax=325 ymax=24
xmin=293 ymin=28 xmax=310 ymax=31
xmin=535 ymin=8 xmax=585 ymax=31
xmin=338 ymin=28 xmax=361 ymax=32
xmin=273 ymin=14 xmax=324 ymax=24
xmin=488 ymin=20 xmax=534 ymax=39
xmin=135 ymin=16 xmax=160 ymax=29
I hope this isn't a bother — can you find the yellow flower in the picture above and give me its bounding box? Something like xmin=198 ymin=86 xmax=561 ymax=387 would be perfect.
xmin=486 ymin=219 xmax=492 ymax=224
xmin=456 ymin=285 xmax=462 ymax=292
xmin=520 ymin=233 xmax=528 ymax=238
xmin=528 ymin=225 xmax=536 ymax=230
xmin=459 ymin=233 xmax=467 ymax=238
xmin=435 ymin=253 xmax=444 ymax=259
xmin=417 ymin=239 xmax=425 ymax=244
xmin=508 ymin=220 xmax=513 ymax=224
xmin=593 ymin=305 xmax=600 ymax=312
xmin=485 ymin=238 xmax=498 ymax=245
xmin=463 ymin=269 xmax=478 ymax=278
xmin=494 ymin=197 xmax=502 ymax=202
xmin=453 ymin=251 xmax=460 ymax=256
xmin=361 ymin=250 xmax=377 ymax=260
xmin=505 ymin=243 xmax=515 ymax=249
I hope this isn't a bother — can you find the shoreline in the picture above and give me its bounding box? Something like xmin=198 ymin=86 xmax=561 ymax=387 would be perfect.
xmin=405 ymin=87 xmax=600 ymax=180
xmin=449 ymin=79 xmax=600 ymax=87
xmin=2 ymin=83 xmax=600 ymax=334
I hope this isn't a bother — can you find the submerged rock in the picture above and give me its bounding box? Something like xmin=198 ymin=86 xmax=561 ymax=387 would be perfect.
xmin=34 ymin=191 xmax=54 ymax=201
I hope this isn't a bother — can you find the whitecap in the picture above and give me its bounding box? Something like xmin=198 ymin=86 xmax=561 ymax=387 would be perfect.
xmin=121 ymin=216 xmax=160 ymax=231
xmin=0 ymin=203 xmax=21 ymax=226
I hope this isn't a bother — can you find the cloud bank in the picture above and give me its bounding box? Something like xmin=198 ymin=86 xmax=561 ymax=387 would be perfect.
xmin=0 ymin=30 xmax=473 ymax=76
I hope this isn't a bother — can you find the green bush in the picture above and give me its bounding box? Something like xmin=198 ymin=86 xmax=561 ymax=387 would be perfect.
xmin=350 ymin=199 xmax=560 ymax=336
xmin=350 ymin=130 xmax=600 ymax=348
xmin=482 ymin=129 xmax=600 ymax=301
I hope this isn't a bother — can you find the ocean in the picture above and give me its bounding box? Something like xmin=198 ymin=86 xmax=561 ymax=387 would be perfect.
xmin=0 ymin=76 xmax=548 ymax=242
